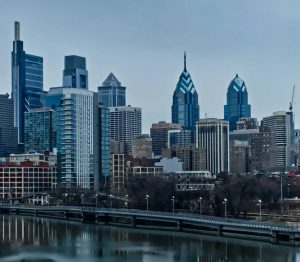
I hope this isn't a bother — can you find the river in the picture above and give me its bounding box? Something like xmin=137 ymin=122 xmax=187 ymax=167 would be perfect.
xmin=0 ymin=215 xmax=299 ymax=261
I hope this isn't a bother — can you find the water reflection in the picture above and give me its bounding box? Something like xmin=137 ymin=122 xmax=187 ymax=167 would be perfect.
xmin=0 ymin=215 xmax=299 ymax=261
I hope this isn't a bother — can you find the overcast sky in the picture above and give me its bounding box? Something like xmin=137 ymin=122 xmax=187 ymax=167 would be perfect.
xmin=1 ymin=0 xmax=300 ymax=133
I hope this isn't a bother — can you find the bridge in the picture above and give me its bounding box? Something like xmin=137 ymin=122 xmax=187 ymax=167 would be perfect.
xmin=1 ymin=205 xmax=300 ymax=246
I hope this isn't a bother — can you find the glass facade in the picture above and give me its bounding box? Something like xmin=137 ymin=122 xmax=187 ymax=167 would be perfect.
xmin=224 ymin=74 xmax=251 ymax=131
xmin=45 ymin=87 xmax=94 ymax=189
xmin=0 ymin=94 xmax=20 ymax=157
xmin=24 ymin=108 xmax=55 ymax=153
xmin=99 ymin=106 xmax=110 ymax=178
xmin=63 ymin=55 xmax=88 ymax=89
xmin=171 ymin=53 xmax=199 ymax=130
xmin=98 ymin=73 xmax=126 ymax=107
xmin=12 ymin=22 xmax=43 ymax=144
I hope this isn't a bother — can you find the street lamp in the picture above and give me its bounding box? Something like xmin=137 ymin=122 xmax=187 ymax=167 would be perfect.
xmin=109 ymin=194 xmax=113 ymax=208
xmin=199 ymin=197 xmax=203 ymax=215
xmin=63 ymin=193 xmax=68 ymax=206
xmin=95 ymin=194 xmax=99 ymax=208
xmin=81 ymin=193 xmax=84 ymax=206
xmin=223 ymin=198 xmax=228 ymax=218
xmin=257 ymin=199 xmax=262 ymax=221
xmin=171 ymin=196 xmax=175 ymax=213
xmin=125 ymin=194 xmax=128 ymax=209
xmin=145 ymin=194 xmax=149 ymax=211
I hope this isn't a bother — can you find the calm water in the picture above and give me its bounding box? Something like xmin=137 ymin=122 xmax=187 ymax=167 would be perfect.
xmin=0 ymin=215 xmax=299 ymax=262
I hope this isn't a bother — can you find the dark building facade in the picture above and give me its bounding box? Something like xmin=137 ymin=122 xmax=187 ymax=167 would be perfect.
xmin=224 ymin=74 xmax=251 ymax=131
xmin=24 ymin=108 xmax=55 ymax=153
xmin=171 ymin=53 xmax=199 ymax=130
xmin=150 ymin=121 xmax=181 ymax=156
xmin=63 ymin=55 xmax=88 ymax=89
xmin=98 ymin=73 xmax=126 ymax=107
xmin=0 ymin=94 xmax=20 ymax=157
xmin=12 ymin=22 xmax=44 ymax=144
xmin=250 ymin=126 xmax=277 ymax=172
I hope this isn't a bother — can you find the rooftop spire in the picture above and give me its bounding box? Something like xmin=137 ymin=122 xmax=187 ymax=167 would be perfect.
xmin=184 ymin=51 xmax=186 ymax=70
xmin=14 ymin=21 xmax=20 ymax=41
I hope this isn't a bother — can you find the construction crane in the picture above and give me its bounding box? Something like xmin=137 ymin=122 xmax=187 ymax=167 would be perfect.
xmin=289 ymin=85 xmax=295 ymax=112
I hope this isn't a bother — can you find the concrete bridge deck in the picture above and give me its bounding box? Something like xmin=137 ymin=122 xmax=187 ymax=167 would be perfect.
xmin=1 ymin=205 xmax=300 ymax=245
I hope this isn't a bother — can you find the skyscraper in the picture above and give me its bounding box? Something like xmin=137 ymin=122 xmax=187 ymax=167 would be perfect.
xmin=63 ymin=55 xmax=88 ymax=89
xmin=98 ymin=73 xmax=126 ymax=107
xmin=171 ymin=52 xmax=199 ymax=130
xmin=262 ymin=111 xmax=293 ymax=170
xmin=0 ymin=94 xmax=20 ymax=157
xmin=224 ymin=74 xmax=251 ymax=131
xmin=150 ymin=121 xmax=181 ymax=156
xmin=12 ymin=22 xmax=44 ymax=143
xmin=45 ymin=87 xmax=94 ymax=189
xmin=109 ymin=106 xmax=142 ymax=155
xmin=24 ymin=108 xmax=55 ymax=153
xmin=196 ymin=118 xmax=229 ymax=174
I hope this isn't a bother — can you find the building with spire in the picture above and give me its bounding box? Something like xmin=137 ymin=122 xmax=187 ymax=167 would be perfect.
xmin=224 ymin=74 xmax=251 ymax=131
xmin=171 ymin=52 xmax=199 ymax=130
xmin=12 ymin=21 xmax=44 ymax=144
xmin=98 ymin=73 xmax=126 ymax=107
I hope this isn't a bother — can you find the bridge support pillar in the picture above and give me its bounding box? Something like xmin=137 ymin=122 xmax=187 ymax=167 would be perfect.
xmin=289 ymin=233 xmax=296 ymax=246
xmin=177 ymin=220 xmax=182 ymax=231
xmin=34 ymin=209 xmax=38 ymax=217
xmin=217 ymin=225 xmax=223 ymax=236
xmin=64 ymin=211 xmax=68 ymax=220
xmin=271 ymin=230 xmax=278 ymax=244
xmin=132 ymin=216 xmax=136 ymax=228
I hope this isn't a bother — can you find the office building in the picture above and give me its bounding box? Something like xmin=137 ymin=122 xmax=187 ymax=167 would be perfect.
xmin=12 ymin=22 xmax=44 ymax=143
xmin=230 ymin=140 xmax=249 ymax=174
xmin=132 ymin=135 xmax=152 ymax=159
xmin=98 ymin=73 xmax=126 ymax=107
xmin=63 ymin=55 xmax=88 ymax=89
xmin=196 ymin=119 xmax=229 ymax=174
xmin=94 ymin=105 xmax=111 ymax=189
xmin=171 ymin=53 xmax=199 ymax=130
xmin=0 ymin=94 xmax=20 ymax=157
xmin=45 ymin=87 xmax=94 ymax=189
xmin=224 ymin=74 xmax=251 ymax=131
xmin=109 ymin=106 xmax=142 ymax=155
xmin=150 ymin=121 xmax=181 ymax=156
xmin=168 ymin=129 xmax=193 ymax=148
xmin=261 ymin=111 xmax=293 ymax=169
xmin=236 ymin=117 xmax=258 ymax=130
xmin=250 ymin=126 xmax=277 ymax=172
xmin=111 ymin=154 xmax=126 ymax=191
xmin=0 ymin=153 xmax=56 ymax=198
xmin=24 ymin=108 xmax=55 ymax=153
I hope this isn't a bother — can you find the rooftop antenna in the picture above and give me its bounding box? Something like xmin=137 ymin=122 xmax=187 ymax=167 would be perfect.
xmin=184 ymin=51 xmax=186 ymax=70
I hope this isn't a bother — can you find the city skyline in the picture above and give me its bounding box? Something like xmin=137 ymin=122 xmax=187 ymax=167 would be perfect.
xmin=1 ymin=1 xmax=300 ymax=133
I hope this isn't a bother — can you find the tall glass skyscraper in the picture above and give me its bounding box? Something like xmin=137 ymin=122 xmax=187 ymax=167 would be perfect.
xmin=98 ymin=73 xmax=126 ymax=107
xmin=63 ymin=55 xmax=88 ymax=89
xmin=171 ymin=53 xmax=199 ymax=130
xmin=45 ymin=87 xmax=94 ymax=189
xmin=224 ymin=74 xmax=251 ymax=131
xmin=0 ymin=94 xmax=20 ymax=157
xmin=12 ymin=22 xmax=44 ymax=144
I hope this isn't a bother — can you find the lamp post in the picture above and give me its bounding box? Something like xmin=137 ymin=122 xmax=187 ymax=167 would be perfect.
xmin=199 ymin=197 xmax=203 ymax=215
xmin=223 ymin=198 xmax=228 ymax=218
xmin=64 ymin=193 xmax=68 ymax=206
xmin=109 ymin=194 xmax=113 ymax=208
xmin=145 ymin=194 xmax=149 ymax=211
xmin=95 ymin=194 xmax=98 ymax=208
xmin=125 ymin=194 xmax=128 ymax=209
xmin=257 ymin=199 xmax=262 ymax=221
xmin=81 ymin=193 xmax=84 ymax=206
xmin=171 ymin=196 xmax=175 ymax=213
